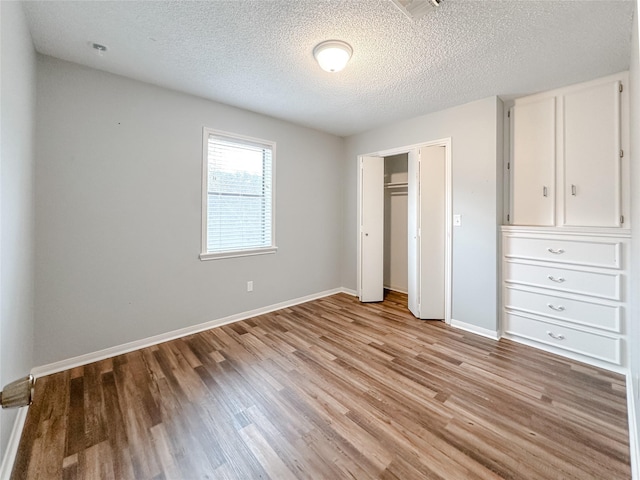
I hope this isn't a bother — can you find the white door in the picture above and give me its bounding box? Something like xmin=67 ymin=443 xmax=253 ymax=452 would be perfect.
xmin=407 ymin=149 xmax=419 ymax=316
xmin=418 ymin=146 xmax=445 ymax=319
xmin=512 ymin=97 xmax=556 ymax=226
xmin=359 ymin=156 xmax=384 ymax=302
xmin=563 ymin=80 xmax=621 ymax=227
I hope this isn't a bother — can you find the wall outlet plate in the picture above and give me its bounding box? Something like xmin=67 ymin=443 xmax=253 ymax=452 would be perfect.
xmin=453 ymin=214 xmax=462 ymax=226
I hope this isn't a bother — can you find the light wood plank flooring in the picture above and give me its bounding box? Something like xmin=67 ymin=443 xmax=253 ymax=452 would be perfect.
xmin=12 ymin=291 xmax=631 ymax=479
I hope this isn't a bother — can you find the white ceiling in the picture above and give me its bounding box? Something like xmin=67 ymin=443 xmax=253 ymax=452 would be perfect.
xmin=22 ymin=0 xmax=635 ymax=137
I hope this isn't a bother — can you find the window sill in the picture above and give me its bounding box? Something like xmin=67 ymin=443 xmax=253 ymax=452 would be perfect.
xmin=200 ymin=247 xmax=278 ymax=261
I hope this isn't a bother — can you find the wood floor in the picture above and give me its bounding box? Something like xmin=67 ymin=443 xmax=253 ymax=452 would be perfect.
xmin=12 ymin=291 xmax=631 ymax=479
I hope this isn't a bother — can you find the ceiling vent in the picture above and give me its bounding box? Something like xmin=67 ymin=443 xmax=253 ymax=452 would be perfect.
xmin=391 ymin=0 xmax=443 ymax=19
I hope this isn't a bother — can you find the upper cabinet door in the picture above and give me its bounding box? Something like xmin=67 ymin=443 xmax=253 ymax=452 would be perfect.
xmin=512 ymin=97 xmax=556 ymax=226
xmin=563 ymin=80 xmax=621 ymax=227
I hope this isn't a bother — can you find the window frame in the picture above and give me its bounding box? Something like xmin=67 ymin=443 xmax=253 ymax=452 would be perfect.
xmin=200 ymin=127 xmax=277 ymax=261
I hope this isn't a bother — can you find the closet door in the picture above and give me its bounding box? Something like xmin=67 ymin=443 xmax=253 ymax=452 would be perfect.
xmin=407 ymin=150 xmax=419 ymax=316
xmin=512 ymin=97 xmax=556 ymax=226
xmin=563 ymin=80 xmax=621 ymax=227
xmin=359 ymin=156 xmax=384 ymax=302
xmin=418 ymin=146 xmax=445 ymax=320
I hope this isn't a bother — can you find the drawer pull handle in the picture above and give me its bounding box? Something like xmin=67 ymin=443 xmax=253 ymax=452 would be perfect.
xmin=547 ymin=275 xmax=566 ymax=283
xmin=546 ymin=331 xmax=565 ymax=341
xmin=547 ymin=303 xmax=565 ymax=312
xmin=547 ymin=248 xmax=565 ymax=254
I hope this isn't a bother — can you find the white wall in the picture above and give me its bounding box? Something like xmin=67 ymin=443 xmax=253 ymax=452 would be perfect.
xmin=629 ymin=0 xmax=640 ymax=470
xmin=344 ymin=97 xmax=502 ymax=331
xmin=384 ymin=154 xmax=408 ymax=293
xmin=0 ymin=1 xmax=36 ymax=457
xmin=34 ymin=56 xmax=344 ymax=366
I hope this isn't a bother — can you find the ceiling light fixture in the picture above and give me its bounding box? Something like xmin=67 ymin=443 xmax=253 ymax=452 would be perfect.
xmin=313 ymin=40 xmax=353 ymax=73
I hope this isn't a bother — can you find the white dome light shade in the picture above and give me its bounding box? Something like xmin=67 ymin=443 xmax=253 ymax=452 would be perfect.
xmin=313 ymin=40 xmax=353 ymax=73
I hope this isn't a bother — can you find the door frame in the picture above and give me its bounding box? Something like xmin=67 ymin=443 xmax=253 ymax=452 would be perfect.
xmin=356 ymin=137 xmax=452 ymax=325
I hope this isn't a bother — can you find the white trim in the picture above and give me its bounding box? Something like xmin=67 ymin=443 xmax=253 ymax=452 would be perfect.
xmin=384 ymin=286 xmax=408 ymax=294
xmin=501 ymin=225 xmax=631 ymax=238
xmin=340 ymin=287 xmax=358 ymax=297
xmin=0 ymin=407 xmax=28 ymax=480
xmin=628 ymin=371 xmax=640 ymax=480
xmin=31 ymin=287 xmax=350 ymax=378
xmin=200 ymin=127 xmax=277 ymax=260
xmin=450 ymin=318 xmax=501 ymax=340
xmin=200 ymin=246 xmax=277 ymax=261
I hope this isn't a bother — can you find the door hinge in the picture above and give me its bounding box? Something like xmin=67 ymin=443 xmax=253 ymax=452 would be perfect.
xmin=621 ymin=215 xmax=625 ymax=225
xmin=507 ymin=162 xmax=510 ymax=170
xmin=620 ymin=149 xmax=624 ymax=158
xmin=507 ymin=214 xmax=510 ymax=222
xmin=507 ymin=110 xmax=511 ymax=118
xmin=619 ymin=83 xmax=624 ymax=93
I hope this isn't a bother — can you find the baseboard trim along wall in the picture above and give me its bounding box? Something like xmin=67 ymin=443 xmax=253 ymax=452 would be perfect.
xmin=31 ymin=287 xmax=354 ymax=379
xmin=450 ymin=318 xmax=500 ymax=340
xmin=0 ymin=407 xmax=29 ymax=480
xmin=628 ymin=372 xmax=640 ymax=480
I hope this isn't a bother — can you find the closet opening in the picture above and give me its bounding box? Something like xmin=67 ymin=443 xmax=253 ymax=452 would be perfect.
xmin=357 ymin=138 xmax=452 ymax=324
xmin=383 ymin=153 xmax=409 ymax=308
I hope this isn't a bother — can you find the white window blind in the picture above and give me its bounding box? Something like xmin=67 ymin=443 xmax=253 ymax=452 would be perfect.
xmin=202 ymin=129 xmax=276 ymax=259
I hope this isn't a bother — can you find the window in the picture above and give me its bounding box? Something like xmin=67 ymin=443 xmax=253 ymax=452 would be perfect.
xmin=201 ymin=128 xmax=276 ymax=260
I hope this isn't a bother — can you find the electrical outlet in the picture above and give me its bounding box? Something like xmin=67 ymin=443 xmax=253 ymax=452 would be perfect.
xmin=453 ymin=214 xmax=462 ymax=226
xmin=247 ymin=281 xmax=253 ymax=292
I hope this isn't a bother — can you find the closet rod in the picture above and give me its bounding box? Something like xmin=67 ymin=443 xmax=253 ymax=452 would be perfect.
xmin=384 ymin=182 xmax=408 ymax=189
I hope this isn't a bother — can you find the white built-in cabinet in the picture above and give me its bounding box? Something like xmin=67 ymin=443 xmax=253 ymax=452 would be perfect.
xmin=512 ymin=97 xmax=556 ymax=226
xmin=511 ymin=73 xmax=626 ymax=228
xmin=504 ymin=72 xmax=629 ymax=372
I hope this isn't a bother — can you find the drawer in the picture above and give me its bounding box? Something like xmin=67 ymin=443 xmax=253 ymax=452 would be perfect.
xmin=503 ymin=312 xmax=621 ymax=365
xmin=504 ymin=261 xmax=621 ymax=300
xmin=504 ymin=287 xmax=621 ymax=332
xmin=504 ymin=236 xmax=621 ymax=269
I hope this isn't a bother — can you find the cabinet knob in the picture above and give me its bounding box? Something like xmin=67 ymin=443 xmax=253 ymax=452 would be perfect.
xmin=547 ymin=248 xmax=565 ymax=254
xmin=547 ymin=303 xmax=565 ymax=312
xmin=547 ymin=275 xmax=566 ymax=283
xmin=546 ymin=331 xmax=565 ymax=340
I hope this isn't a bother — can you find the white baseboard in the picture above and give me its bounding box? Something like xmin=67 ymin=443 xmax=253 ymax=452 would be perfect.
xmin=383 ymin=286 xmax=408 ymax=294
xmin=341 ymin=287 xmax=358 ymax=297
xmin=32 ymin=287 xmax=353 ymax=378
xmin=628 ymin=372 xmax=639 ymax=480
xmin=450 ymin=318 xmax=500 ymax=340
xmin=0 ymin=407 xmax=28 ymax=480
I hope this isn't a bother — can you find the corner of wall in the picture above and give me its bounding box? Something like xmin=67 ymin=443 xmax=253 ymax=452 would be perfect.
xmin=627 ymin=2 xmax=640 ymax=477
xmin=0 ymin=0 xmax=37 ymax=463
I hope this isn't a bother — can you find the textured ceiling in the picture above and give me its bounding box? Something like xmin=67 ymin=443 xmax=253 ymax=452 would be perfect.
xmin=22 ymin=0 xmax=635 ymax=137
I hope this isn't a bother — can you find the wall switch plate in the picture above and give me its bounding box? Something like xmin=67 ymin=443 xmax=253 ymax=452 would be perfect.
xmin=247 ymin=281 xmax=253 ymax=292
xmin=453 ymin=214 xmax=462 ymax=226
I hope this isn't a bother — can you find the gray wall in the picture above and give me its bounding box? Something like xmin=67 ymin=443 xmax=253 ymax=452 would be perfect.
xmin=0 ymin=2 xmax=36 ymax=456
xmin=629 ymin=0 xmax=640 ymax=457
xmin=343 ymin=97 xmax=503 ymax=331
xmin=34 ymin=56 xmax=344 ymax=366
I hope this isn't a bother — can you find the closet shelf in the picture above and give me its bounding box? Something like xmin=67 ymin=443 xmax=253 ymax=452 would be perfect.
xmin=384 ymin=182 xmax=408 ymax=189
